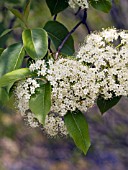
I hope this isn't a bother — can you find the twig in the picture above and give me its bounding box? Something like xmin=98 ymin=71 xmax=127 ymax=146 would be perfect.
xmin=53 ymin=14 xmax=57 ymax=21
xmin=82 ymin=9 xmax=91 ymax=34
xmin=48 ymin=37 xmax=53 ymax=54
xmin=55 ymin=9 xmax=90 ymax=59
xmin=75 ymin=7 xmax=81 ymax=15
xmin=55 ymin=20 xmax=82 ymax=59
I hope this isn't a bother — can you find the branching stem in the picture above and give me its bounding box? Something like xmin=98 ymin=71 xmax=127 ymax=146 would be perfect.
xmin=56 ymin=9 xmax=90 ymax=59
xmin=55 ymin=20 xmax=82 ymax=59
xmin=75 ymin=7 xmax=81 ymax=15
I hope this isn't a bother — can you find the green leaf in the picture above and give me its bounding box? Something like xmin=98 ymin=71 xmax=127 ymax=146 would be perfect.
xmin=44 ymin=21 xmax=74 ymax=56
xmin=29 ymin=82 xmax=51 ymax=125
xmin=64 ymin=110 xmax=91 ymax=155
xmin=0 ymin=43 xmax=25 ymax=77
xmin=0 ymin=29 xmax=12 ymax=38
xmin=0 ymin=43 xmax=25 ymax=92
xmin=0 ymin=88 xmax=9 ymax=105
xmin=46 ymin=0 xmax=69 ymax=15
xmin=0 ymin=23 xmax=9 ymax=48
xmin=22 ymin=28 xmax=48 ymax=60
xmin=23 ymin=0 xmax=31 ymax=22
xmin=8 ymin=8 xmax=25 ymax=23
xmin=0 ymin=48 xmax=4 ymax=56
xmin=97 ymin=96 xmax=122 ymax=114
xmin=90 ymin=0 xmax=112 ymax=13
xmin=0 ymin=68 xmax=31 ymax=87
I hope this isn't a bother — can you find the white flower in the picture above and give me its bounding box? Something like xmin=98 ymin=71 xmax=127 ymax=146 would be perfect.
xmin=76 ymin=28 xmax=128 ymax=99
xmin=29 ymin=59 xmax=47 ymax=77
xmin=15 ymin=78 xmax=40 ymax=127
xmin=27 ymin=112 xmax=39 ymax=128
xmin=47 ymin=58 xmax=99 ymax=116
xmin=44 ymin=113 xmax=68 ymax=137
xmin=68 ymin=0 xmax=99 ymax=9
xmin=68 ymin=0 xmax=89 ymax=9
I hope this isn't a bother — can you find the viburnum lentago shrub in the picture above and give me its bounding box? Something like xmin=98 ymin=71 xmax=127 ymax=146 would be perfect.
xmin=76 ymin=28 xmax=128 ymax=99
xmin=14 ymin=28 xmax=128 ymax=137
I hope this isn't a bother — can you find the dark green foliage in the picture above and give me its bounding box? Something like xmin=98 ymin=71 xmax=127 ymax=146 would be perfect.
xmin=46 ymin=0 xmax=69 ymax=15
xmin=97 ymin=96 xmax=122 ymax=114
xmin=64 ymin=110 xmax=91 ymax=154
xmin=0 ymin=48 xmax=4 ymax=56
xmin=29 ymin=82 xmax=51 ymax=125
xmin=0 ymin=88 xmax=9 ymax=105
xmin=0 ymin=68 xmax=32 ymax=88
xmin=0 ymin=43 xmax=24 ymax=77
xmin=90 ymin=0 xmax=112 ymax=13
xmin=0 ymin=23 xmax=9 ymax=48
xmin=44 ymin=21 xmax=75 ymax=56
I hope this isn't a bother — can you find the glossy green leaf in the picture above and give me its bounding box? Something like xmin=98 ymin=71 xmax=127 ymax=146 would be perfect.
xmin=0 ymin=43 xmax=25 ymax=92
xmin=0 ymin=43 xmax=25 ymax=77
xmin=29 ymin=82 xmax=51 ymax=124
xmin=0 ymin=88 xmax=9 ymax=105
xmin=46 ymin=0 xmax=69 ymax=15
xmin=0 ymin=68 xmax=31 ymax=87
xmin=97 ymin=96 xmax=122 ymax=114
xmin=90 ymin=0 xmax=112 ymax=13
xmin=64 ymin=110 xmax=91 ymax=154
xmin=44 ymin=21 xmax=74 ymax=56
xmin=22 ymin=28 xmax=48 ymax=60
xmin=23 ymin=0 xmax=31 ymax=22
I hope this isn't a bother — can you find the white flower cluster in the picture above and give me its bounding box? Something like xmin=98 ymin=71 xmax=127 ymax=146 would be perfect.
xmin=15 ymin=60 xmax=68 ymax=136
xmin=76 ymin=28 xmax=128 ymax=99
xmin=47 ymin=58 xmax=98 ymax=116
xmin=15 ymin=28 xmax=128 ymax=137
xmin=68 ymin=0 xmax=89 ymax=9
xmin=15 ymin=78 xmax=40 ymax=127
xmin=68 ymin=0 xmax=99 ymax=9
xmin=44 ymin=113 xmax=68 ymax=137
xmin=15 ymin=58 xmax=99 ymax=136
xmin=29 ymin=59 xmax=47 ymax=76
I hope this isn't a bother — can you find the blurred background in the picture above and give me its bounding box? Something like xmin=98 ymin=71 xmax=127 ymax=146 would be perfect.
xmin=0 ymin=0 xmax=128 ymax=169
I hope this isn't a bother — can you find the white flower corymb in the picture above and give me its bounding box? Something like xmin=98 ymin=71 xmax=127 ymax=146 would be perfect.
xmin=76 ymin=28 xmax=128 ymax=99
